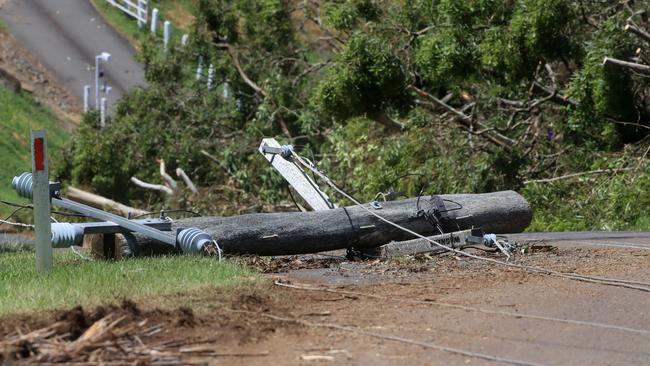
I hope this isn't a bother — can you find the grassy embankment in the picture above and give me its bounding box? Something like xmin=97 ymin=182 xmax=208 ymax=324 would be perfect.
xmin=0 ymin=9 xmax=261 ymax=318
xmin=0 ymin=250 xmax=256 ymax=315
xmin=0 ymin=85 xmax=70 ymax=217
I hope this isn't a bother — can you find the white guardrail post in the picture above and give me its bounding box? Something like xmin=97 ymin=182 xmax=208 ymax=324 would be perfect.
xmin=137 ymin=0 xmax=146 ymax=28
xmin=107 ymin=0 xmax=148 ymax=27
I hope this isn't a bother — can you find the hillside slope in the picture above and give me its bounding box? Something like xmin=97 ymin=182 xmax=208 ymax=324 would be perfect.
xmin=0 ymin=85 xmax=69 ymax=217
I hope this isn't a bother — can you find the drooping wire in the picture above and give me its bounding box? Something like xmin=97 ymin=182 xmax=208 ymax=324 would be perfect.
xmin=288 ymin=149 xmax=650 ymax=292
xmin=286 ymin=184 xmax=303 ymax=211
xmin=275 ymin=281 xmax=650 ymax=336
xmin=0 ymin=199 xmax=87 ymax=218
xmin=129 ymin=209 xmax=203 ymax=219
xmin=377 ymin=172 xmax=428 ymax=202
xmin=0 ymin=205 xmax=34 ymax=229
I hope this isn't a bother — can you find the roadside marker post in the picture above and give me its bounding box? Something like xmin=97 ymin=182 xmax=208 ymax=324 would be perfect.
xmin=150 ymin=8 xmax=158 ymax=34
xmin=31 ymin=130 xmax=52 ymax=272
xmin=163 ymin=21 xmax=171 ymax=50
xmin=83 ymin=85 xmax=90 ymax=112
xmin=207 ymin=64 xmax=214 ymax=90
xmin=100 ymin=97 xmax=107 ymax=127
xmin=196 ymin=57 xmax=203 ymax=81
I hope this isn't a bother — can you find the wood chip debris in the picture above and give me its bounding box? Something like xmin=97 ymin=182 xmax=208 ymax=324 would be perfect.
xmin=0 ymin=313 xmax=259 ymax=365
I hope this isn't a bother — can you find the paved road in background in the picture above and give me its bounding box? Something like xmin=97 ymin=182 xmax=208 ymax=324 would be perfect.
xmin=0 ymin=0 xmax=144 ymax=107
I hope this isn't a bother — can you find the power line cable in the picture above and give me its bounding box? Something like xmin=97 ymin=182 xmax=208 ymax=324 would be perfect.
xmin=275 ymin=281 xmax=650 ymax=336
xmin=289 ymin=150 xmax=650 ymax=292
xmin=0 ymin=206 xmax=33 ymax=229
xmin=130 ymin=209 xmax=202 ymax=219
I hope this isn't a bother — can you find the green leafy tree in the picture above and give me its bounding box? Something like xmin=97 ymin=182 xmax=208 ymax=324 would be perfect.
xmin=66 ymin=0 xmax=649 ymax=230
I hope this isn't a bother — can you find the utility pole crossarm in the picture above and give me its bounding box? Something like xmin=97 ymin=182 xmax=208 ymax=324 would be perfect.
xmin=259 ymin=138 xmax=336 ymax=211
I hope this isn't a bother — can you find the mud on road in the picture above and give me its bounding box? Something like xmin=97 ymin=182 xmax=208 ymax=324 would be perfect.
xmin=2 ymin=239 xmax=650 ymax=365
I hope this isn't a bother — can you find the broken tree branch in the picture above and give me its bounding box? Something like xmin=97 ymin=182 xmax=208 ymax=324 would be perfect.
xmin=214 ymin=41 xmax=292 ymax=136
xmin=176 ymin=168 xmax=198 ymax=193
xmin=158 ymin=159 xmax=177 ymax=191
xmin=66 ymin=187 xmax=148 ymax=217
xmin=370 ymin=112 xmax=403 ymax=131
xmin=603 ymin=57 xmax=650 ymax=73
xmin=524 ymin=168 xmax=634 ymax=184
xmin=292 ymin=61 xmax=329 ymax=87
xmin=625 ymin=22 xmax=650 ymax=45
xmin=200 ymin=149 xmax=238 ymax=180
xmin=130 ymin=177 xmax=174 ymax=195
xmin=636 ymin=48 xmax=650 ymax=65
xmin=531 ymin=82 xmax=577 ymax=108
xmin=215 ymin=42 xmax=267 ymax=97
xmin=410 ymin=86 xmax=515 ymax=150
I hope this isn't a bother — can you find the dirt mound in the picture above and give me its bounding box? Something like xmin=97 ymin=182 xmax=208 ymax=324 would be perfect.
xmin=0 ymin=290 xmax=293 ymax=364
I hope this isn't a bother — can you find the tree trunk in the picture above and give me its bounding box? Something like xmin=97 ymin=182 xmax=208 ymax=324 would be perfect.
xmin=370 ymin=112 xmax=404 ymax=131
xmin=132 ymin=190 xmax=532 ymax=256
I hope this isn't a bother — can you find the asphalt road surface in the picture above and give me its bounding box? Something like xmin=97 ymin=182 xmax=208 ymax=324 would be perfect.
xmin=0 ymin=0 xmax=145 ymax=108
xmin=275 ymin=233 xmax=650 ymax=365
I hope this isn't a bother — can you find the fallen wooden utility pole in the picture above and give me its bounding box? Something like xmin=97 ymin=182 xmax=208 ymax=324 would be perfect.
xmin=130 ymin=190 xmax=531 ymax=256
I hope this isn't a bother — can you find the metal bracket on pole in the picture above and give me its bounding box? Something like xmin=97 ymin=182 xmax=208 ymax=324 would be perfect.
xmin=259 ymin=138 xmax=336 ymax=211
xmin=12 ymin=172 xmax=224 ymax=257
xmin=31 ymin=130 xmax=52 ymax=272
xmin=53 ymin=197 xmax=177 ymax=247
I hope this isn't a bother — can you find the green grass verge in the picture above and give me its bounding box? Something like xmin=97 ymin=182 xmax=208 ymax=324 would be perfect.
xmin=0 ymin=250 xmax=256 ymax=315
xmin=523 ymin=167 xmax=650 ymax=231
xmin=0 ymin=86 xmax=70 ymax=216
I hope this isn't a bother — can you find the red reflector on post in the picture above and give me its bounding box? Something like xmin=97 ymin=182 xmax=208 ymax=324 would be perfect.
xmin=34 ymin=138 xmax=44 ymax=171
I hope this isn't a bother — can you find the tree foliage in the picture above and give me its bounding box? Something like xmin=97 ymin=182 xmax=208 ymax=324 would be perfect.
xmin=64 ymin=0 xmax=650 ymax=230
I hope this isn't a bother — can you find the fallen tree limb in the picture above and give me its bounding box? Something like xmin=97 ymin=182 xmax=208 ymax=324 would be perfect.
xmin=524 ymin=168 xmax=634 ymax=184
xmin=531 ymin=82 xmax=577 ymax=108
xmin=637 ymin=48 xmax=650 ymax=65
xmin=176 ymin=167 xmax=198 ymax=193
xmin=200 ymin=149 xmax=238 ymax=180
xmin=66 ymin=187 xmax=148 ymax=217
xmin=409 ymin=85 xmax=515 ymax=150
xmin=132 ymin=191 xmax=532 ymax=256
xmin=158 ymin=159 xmax=177 ymax=191
xmin=215 ymin=42 xmax=267 ymax=97
xmin=130 ymin=177 xmax=174 ymax=195
xmin=370 ymin=111 xmax=403 ymax=131
xmin=625 ymin=22 xmax=650 ymax=45
xmin=603 ymin=57 xmax=650 ymax=73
